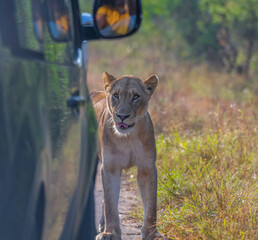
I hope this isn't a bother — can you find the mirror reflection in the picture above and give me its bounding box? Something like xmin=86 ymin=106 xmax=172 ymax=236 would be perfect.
xmin=46 ymin=0 xmax=71 ymax=41
xmin=96 ymin=0 xmax=137 ymax=37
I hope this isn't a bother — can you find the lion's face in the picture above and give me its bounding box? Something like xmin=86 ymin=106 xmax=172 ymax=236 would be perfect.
xmin=103 ymin=72 xmax=159 ymax=136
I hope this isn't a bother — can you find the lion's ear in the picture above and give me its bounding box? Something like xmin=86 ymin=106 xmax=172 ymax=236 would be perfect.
xmin=144 ymin=74 xmax=159 ymax=96
xmin=103 ymin=72 xmax=116 ymax=91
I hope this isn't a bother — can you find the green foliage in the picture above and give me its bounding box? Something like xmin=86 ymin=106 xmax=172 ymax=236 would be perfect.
xmin=201 ymin=0 xmax=258 ymax=73
xmin=141 ymin=0 xmax=221 ymax=61
xmin=139 ymin=0 xmax=258 ymax=72
xmin=201 ymin=0 xmax=258 ymax=31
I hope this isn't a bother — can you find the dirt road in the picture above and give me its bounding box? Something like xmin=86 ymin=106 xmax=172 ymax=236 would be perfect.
xmin=94 ymin=164 xmax=142 ymax=239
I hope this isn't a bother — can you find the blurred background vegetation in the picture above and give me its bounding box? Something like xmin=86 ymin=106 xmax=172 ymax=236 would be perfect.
xmin=143 ymin=0 xmax=257 ymax=76
xmin=86 ymin=0 xmax=258 ymax=79
xmin=83 ymin=0 xmax=258 ymax=239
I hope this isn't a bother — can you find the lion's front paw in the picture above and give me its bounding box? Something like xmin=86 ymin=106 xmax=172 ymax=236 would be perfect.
xmin=96 ymin=232 xmax=112 ymax=240
xmin=152 ymin=232 xmax=165 ymax=240
xmin=142 ymin=229 xmax=165 ymax=240
xmin=96 ymin=232 xmax=121 ymax=240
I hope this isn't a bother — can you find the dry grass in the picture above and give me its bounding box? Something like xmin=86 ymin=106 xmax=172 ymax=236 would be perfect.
xmin=151 ymin=65 xmax=258 ymax=239
xmin=87 ymin=39 xmax=258 ymax=239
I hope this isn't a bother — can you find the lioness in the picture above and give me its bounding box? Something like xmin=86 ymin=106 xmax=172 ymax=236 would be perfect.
xmin=91 ymin=72 xmax=161 ymax=240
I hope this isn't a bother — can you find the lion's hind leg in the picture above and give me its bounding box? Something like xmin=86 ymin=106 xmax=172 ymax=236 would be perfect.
xmin=99 ymin=201 xmax=104 ymax=233
xmin=137 ymin=166 xmax=159 ymax=239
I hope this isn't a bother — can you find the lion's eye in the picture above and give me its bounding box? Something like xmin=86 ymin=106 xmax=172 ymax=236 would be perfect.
xmin=132 ymin=94 xmax=140 ymax=101
xmin=113 ymin=93 xmax=119 ymax=99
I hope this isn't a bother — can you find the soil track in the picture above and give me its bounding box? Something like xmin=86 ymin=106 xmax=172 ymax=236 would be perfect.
xmin=95 ymin=163 xmax=142 ymax=239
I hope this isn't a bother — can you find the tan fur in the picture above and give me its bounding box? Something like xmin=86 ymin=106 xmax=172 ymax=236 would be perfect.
xmin=92 ymin=72 xmax=162 ymax=240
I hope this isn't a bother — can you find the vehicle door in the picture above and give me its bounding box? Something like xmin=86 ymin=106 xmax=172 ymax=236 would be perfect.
xmin=42 ymin=0 xmax=97 ymax=239
xmin=0 ymin=0 xmax=49 ymax=239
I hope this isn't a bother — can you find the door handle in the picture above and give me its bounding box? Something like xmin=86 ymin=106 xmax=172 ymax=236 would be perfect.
xmin=67 ymin=96 xmax=85 ymax=108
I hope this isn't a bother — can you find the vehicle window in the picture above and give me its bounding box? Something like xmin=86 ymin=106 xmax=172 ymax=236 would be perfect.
xmin=45 ymin=0 xmax=72 ymax=42
xmin=15 ymin=0 xmax=44 ymax=52
xmin=44 ymin=0 xmax=74 ymax=64
xmin=32 ymin=0 xmax=44 ymax=42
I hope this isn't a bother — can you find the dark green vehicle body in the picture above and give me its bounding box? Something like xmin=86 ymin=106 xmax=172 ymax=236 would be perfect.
xmin=0 ymin=0 xmax=141 ymax=239
xmin=0 ymin=0 xmax=98 ymax=239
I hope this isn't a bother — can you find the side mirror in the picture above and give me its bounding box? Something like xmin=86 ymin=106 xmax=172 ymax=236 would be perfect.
xmin=81 ymin=0 xmax=142 ymax=41
xmin=93 ymin=0 xmax=141 ymax=38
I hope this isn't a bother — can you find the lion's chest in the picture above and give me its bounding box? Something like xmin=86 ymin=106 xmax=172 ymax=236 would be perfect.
xmin=103 ymin=139 xmax=147 ymax=169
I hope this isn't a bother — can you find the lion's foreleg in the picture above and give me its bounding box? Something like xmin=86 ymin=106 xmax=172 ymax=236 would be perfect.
xmin=99 ymin=200 xmax=104 ymax=233
xmin=137 ymin=166 xmax=158 ymax=240
xmin=101 ymin=165 xmax=122 ymax=238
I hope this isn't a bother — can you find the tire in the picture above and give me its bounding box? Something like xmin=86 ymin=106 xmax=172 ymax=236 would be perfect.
xmin=76 ymin=183 xmax=97 ymax=240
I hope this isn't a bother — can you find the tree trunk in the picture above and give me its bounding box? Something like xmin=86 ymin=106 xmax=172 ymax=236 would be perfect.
xmin=217 ymin=27 xmax=238 ymax=73
xmin=244 ymin=38 xmax=254 ymax=79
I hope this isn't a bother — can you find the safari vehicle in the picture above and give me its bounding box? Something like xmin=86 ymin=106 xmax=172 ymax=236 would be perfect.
xmin=0 ymin=0 xmax=141 ymax=239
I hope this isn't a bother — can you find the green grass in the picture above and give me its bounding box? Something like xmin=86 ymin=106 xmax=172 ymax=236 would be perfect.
xmin=156 ymin=128 xmax=257 ymax=239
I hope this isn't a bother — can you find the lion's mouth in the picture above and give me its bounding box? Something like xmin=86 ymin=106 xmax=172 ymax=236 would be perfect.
xmin=116 ymin=122 xmax=135 ymax=129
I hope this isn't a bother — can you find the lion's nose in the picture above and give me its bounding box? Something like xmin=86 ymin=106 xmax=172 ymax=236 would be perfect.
xmin=116 ymin=114 xmax=130 ymax=121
